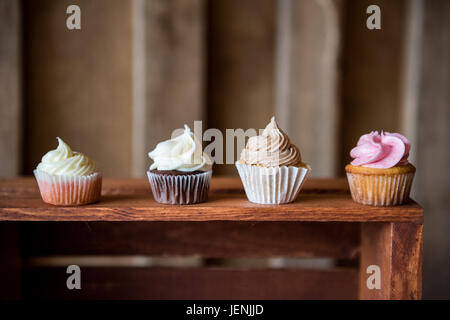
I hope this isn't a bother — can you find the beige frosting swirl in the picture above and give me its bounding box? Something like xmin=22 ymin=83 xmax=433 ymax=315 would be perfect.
xmin=239 ymin=117 xmax=302 ymax=167
xmin=36 ymin=137 xmax=96 ymax=176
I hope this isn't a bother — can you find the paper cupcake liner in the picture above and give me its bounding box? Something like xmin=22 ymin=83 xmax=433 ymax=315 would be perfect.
xmin=346 ymin=171 xmax=415 ymax=206
xmin=235 ymin=162 xmax=310 ymax=204
xmin=33 ymin=170 xmax=102 ymax=206
xmin=147 ymin=170 xmax=212 ymax=205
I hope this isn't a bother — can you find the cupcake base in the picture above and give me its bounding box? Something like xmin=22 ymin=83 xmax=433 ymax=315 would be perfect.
xmin=34 ymin=170 xmax=102 ymax=206
xmin=147 ymin=170 xmax=212 ymax=205
xmin=345 ymin=164 xmax=415 ymax=206
xmin=235 ymin=162 xmax=310 ymax=204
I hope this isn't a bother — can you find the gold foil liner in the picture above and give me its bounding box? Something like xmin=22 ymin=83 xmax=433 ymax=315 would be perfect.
xmin=147 ymin=170 xmax=212 ymax=205
xmin=33 ymin=170 xmax=102 ymax=206
xmin=235 ymin=162 xmax=310 ymax=204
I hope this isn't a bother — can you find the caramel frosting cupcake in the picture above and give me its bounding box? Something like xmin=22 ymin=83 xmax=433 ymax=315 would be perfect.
xmin=34 ymin=138 xmax=102 ymax=206
xmin=236 ymin=117 xmax=310 ymax=204
xmin=147 ymin=125 xmax=212 ymax=204
xmin=345 ymin=131 xmax=416 ymax=206
xmin=239 ymin=117 xmax=304 ymax=168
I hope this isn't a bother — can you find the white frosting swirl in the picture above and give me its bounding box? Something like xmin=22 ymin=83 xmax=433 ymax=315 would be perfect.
xmin=149 ymin=125 xmax=212 ymax=172
xmin=36 ymin=137 xmax=96 ymax=176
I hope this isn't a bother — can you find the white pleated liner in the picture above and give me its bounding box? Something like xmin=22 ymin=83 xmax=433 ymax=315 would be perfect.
xmin=346 ymin=172 xmax=415 ymax=206
xmin=147 ymin=170 xmax=212 ymax=205
xmin=33 ymin=170 xmax=102 ymax=206
xmin=235 ymin=162 xmax=310 ymax=204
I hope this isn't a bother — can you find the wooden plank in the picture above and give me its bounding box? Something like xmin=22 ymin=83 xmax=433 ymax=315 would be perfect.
xmin=0 ymin=176 xmax=350 ymax=195
xmin=0 ymin=0 xmax=21 ymax=177
xmin=0 ymin=223 xmax=22 ymax=299
xmin=20 ymin=221 xmax=360 ymax=259
xmin=0 ymin=178 xmax=424 ymax=222
xmin=340 ymin=0 xmax=408 ymax=168
xmin=275 ymin=0 xmax=342 ymax=177
xmin=22 ymin=0 xmax=133 ymax=176
xmin=390 ymin=222 xmax=423 ymax=299
xmin=207 ymin=0 xmax=276 ymax=176
xmin=359 ymin=223 xmax=392 ymax=299
xmin=414 ymin=0 xmax=450 ymax=299
xmin=23 ymin=266 xmax=358 ymax=299
xmin=359 ymin=222 xmax=423 ymax=299
xmin=133 ymin=0 xmax=205 ymax=176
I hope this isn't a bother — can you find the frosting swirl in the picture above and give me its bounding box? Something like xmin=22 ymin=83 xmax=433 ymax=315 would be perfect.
xmin=350 ymin=131 xmax=410 ymax=169
xmin=37 ymin=137 xmax=96 ymax=176
xmin=149 ymin=125 xmax=212 ymax=172
xmin=239 ymin=117 xmax=302 ymax=167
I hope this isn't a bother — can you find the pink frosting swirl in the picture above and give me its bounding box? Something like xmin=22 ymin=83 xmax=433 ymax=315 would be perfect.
xmin=350 ymin=131 xmax=410 ymax=169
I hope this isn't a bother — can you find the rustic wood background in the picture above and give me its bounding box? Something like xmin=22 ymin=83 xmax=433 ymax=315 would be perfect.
xmin=0 ymin=0 xmax=448 ymax=298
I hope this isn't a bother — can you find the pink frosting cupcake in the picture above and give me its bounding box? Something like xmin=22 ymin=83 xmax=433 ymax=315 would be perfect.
xmin=34 ymin=138 xmax=102 ymax=206
xmin=345 ymin=131 xmax=416 ymax=206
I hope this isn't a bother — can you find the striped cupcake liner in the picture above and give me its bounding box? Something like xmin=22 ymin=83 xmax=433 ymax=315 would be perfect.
xmin=147 ymin=170 xmax=212 ymax=205
xmin=33 ymin=170 xmax=102 ymax=206
xmin=346 ymin=172 xmax=415 ymax=206
xmin=235 ymin=162 xmax=310 ymax=204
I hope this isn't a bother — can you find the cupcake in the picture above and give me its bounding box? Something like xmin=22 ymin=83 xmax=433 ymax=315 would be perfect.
xmin=147 ymin=125 xmax=212 ymax=204
xmin=34 ymin=137 xmax=102 ymax=206
xmin=236 ymin=117 xmax=310 ymax=204
xmin=345 ymin=131 xmax=415 ymax=206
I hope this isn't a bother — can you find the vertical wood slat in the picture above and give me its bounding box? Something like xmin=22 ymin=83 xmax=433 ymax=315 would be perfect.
xmin=360 ymin=222 xmax=423 ymax=299
xmin=132 ymin=0 xmax=205 ymax=176
xmin=275 ymin=0 xmax=343 ymax=177
xmin=207 ymin=0 xmax=276 ymax=175
xmin=340 ymin=0 xmax=408 ymax=168
xmin=415 ymin=0 xmax=450 ymax=299
xmin=0 ymin=0 xmax=21 ymax=177
xmin=23 ymin=0 xmax=133 ymax=176
xmin=399 ymin=0 xmax=423 ymax=166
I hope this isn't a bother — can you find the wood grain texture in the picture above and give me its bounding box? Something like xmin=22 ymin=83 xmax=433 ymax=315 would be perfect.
xmin=359 ymin=222 xmax=423 ymax=299
xmin=23 ymin=266 xmax=358 ymax=299
xmin=0 ymin=0 xmax=21 ymax=177
xmin=20 ymin=221 xmax=360 ymax=259
xmin=135 ymin=0 xmax=205 ymax=176
xmin=359 ymin=222 xmax=392 ymax=299
xmin=390 ymin=222 xmax=423 ymax=299
xmin=207 ymin=0 xmax=276 ymax=176
xmin=0 ymin=178 xmax=423 ymax=222
xmin=22 ymin=0 xmax=133 ymax=176
xmin=275 ymin=0 xmax=342 ymax=177
xmin=340 ymin=0 xmax=407 ymax=169
xmin=415 ymin=0 xmax=450 ymax=299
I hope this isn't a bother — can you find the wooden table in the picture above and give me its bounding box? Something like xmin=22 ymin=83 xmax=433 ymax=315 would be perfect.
xmin=0 ymin=177 xmax=423 ymax=299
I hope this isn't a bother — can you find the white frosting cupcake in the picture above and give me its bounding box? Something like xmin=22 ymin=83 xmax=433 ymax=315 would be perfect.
xmin=34 ymin=138 xmax=102 ymax=206
xmin=147 ymin=125 xmax=212 ymax=205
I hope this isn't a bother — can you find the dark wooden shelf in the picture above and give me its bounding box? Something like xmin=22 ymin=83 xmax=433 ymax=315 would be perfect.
xmin=0 ymin=177 xmax=423 ymax=222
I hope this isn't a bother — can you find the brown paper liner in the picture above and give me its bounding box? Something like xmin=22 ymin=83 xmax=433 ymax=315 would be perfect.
xmin=147 ymin=170 xmax=212 ymax=205
xmin=34 ymin=170 xmax=102 ymax=206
